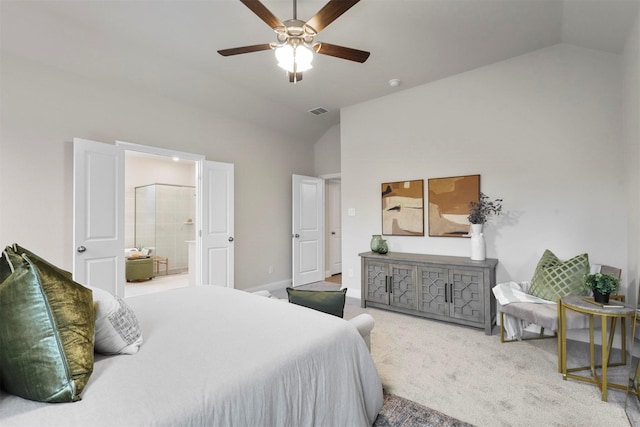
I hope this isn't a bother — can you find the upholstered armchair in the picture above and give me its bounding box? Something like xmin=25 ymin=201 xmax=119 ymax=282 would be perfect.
xmin=493 ymin=249 xmax=621 ymax=372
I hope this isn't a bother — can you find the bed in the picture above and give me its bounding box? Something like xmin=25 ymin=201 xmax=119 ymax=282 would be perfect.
xmin=0 ymin=286 xmax=383 ymax=426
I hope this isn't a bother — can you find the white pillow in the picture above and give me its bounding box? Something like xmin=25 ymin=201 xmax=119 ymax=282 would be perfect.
xmin=89 ymin=286 xmax=143 ymax=355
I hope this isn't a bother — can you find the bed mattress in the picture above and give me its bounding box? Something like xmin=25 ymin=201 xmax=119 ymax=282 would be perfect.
xmin=0 ymin=286 xmax=383 ymax=426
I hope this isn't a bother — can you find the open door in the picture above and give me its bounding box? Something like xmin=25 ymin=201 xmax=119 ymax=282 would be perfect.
xmin=73 ymin=138 xmax=125 ymax=296
xmin=201 ymin=161 xmax=234 ymax=287
xmin=292 ymin=174 xmax=324 ymax=287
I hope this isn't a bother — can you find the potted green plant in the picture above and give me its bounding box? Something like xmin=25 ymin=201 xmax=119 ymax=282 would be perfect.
xmin=583 ymin=273 xmax=620 ymax=303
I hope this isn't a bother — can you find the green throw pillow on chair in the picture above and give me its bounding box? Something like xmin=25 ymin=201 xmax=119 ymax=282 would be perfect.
xmin=528 ymin=249 xmax=589 ymax=302
xmin=286 ymin=287 xmax=347 ymax=317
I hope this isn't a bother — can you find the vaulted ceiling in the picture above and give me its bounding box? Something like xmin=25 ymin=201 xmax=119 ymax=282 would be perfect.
xmin=2 ymin=0 xmax=638 ymax=143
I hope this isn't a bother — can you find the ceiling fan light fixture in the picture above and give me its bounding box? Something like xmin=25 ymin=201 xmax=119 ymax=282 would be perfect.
xmin=275 ymin=43 xmax=313 ymax=73
xmin=219 ymin=0 xmax=371 ymax=82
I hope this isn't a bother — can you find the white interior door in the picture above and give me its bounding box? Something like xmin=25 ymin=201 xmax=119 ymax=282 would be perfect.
xmin=328 ymin=180 xmax=342 ymax=276
xmin=201 ymin=161 xmax=234 ymax=287
xmin=292 ymin=175 xmax=324 ymax=287
xmin=73 ymin=138 xmax=125 ymax=296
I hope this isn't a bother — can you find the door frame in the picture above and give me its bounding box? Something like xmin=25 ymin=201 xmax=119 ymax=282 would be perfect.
xmin=116 ymin=141 xmax=205 ymax=289
xmin=326 ymin=178 xmax=341 ymax=276
xmin=320 ymin=173 xmax=341 ymax=279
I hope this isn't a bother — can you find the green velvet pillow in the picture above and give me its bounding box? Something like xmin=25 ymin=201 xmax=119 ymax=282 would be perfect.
xmin=286 ymin=287 xmax=347 ymax=317
xmin=528 ymin=249 xmax=590 ymax=302
xmin=0 ymin=247 xmax=95 ymax=402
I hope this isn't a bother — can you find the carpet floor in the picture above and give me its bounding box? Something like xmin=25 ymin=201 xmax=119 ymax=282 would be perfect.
xmin=344 ymin=299 xmax=634 ymax=426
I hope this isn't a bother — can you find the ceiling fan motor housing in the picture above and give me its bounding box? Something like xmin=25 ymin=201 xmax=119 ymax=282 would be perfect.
xmin=275 ymin=19 xmax=316 ymax=45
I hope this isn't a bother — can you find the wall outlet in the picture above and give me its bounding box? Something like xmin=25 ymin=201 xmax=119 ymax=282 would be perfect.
xmin=348 ymin=268 xmax=354 ymax=277
xmin=268 ymin=265 xmax=274 ymax=274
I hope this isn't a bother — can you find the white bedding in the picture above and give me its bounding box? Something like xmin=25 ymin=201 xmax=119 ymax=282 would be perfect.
xmin=0 ymin=286 xmax=383 ymax=426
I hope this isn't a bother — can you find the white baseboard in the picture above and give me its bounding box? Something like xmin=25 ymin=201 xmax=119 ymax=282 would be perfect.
xmin=244 ymin=279 xmax=292 ymax=294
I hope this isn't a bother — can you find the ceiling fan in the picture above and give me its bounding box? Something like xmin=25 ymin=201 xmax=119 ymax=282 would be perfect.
xmin=218 ymin=0 xmax=370 ymax=83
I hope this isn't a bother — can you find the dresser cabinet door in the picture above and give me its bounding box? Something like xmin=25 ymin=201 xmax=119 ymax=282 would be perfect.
xmin=364 ymin=261 xmax=389 ymax=304
xmin=449 ymin=268 xmax=484 ymax=324
xmin=417 ymin=266 xmax=448 ymax=316
xmin=389 ymin=263 xmax=417 ymax=310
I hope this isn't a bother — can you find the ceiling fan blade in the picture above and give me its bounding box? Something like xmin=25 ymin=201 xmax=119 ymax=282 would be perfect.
xmin=218 ymin=44 xmax=273 ymax=56
xmin=305 ymin=0 xmax=360 ymax=33
xmin=313 ymin=42 xmax=370 ymax=63
xmin=239 ymin=0 xmax=284 ymax=29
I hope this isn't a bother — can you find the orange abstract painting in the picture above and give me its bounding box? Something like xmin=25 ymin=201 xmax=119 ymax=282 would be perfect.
xmin=428 ymin=175 xmax=480 ymax=237
xmin=381 ymin=180 xmax=424 ymax=236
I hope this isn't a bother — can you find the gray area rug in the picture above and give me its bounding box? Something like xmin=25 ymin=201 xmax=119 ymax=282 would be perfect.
xmin=375 ymin=392 xmax=474 ymax=427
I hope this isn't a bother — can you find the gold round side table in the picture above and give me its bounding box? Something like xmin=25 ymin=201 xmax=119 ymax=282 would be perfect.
xmin=559 ymin=295 xmax=636 ymax=401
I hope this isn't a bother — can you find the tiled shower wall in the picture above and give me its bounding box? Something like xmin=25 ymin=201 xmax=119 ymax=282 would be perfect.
xmin=135 ymin=184 xmax=196 ymax=274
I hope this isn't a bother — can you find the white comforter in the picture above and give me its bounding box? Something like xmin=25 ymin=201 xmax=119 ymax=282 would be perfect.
xmin=0 ymin=286 xmax=383 ymax=426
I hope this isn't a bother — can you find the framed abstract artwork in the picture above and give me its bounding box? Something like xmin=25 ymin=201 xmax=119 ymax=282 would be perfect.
xmin=428 ymin=174 xmax=480 ymax=237
xmin=381 ymin=180 xmax=424 ymax=236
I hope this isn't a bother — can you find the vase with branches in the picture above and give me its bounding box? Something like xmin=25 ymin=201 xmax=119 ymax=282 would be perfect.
xmin=468 ymin=192 xmax=504 ymax=225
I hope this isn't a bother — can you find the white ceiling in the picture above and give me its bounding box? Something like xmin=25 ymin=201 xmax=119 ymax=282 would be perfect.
xmin=2 ymin=0 xmax=638 ymax=143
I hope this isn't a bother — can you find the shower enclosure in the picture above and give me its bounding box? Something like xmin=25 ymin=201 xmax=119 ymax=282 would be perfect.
xmin=135 ymin=184 xmax=196 ymax=276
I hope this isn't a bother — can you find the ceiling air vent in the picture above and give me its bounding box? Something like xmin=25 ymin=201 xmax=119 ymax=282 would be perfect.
xmin=308 ymin=107 xmax=329 ymax=116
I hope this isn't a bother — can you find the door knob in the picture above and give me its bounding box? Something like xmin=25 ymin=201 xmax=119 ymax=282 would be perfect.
xmin=293 ymin=234 xmax=300 ymax=238
xmin=331 ymin=231 xmax=336 ymax=235
xmin=228 ymin=237 xmax=234 ymax=242
xmin=77 ymin=246 xmax=87 ymax=253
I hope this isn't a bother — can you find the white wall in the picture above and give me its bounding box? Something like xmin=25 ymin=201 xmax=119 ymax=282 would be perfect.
xmin=314 ymin=124 xmax=341 ymax=176
xmin=623 ymin=11 xmax=640 ymax=310
xmin=0 ymin=53 xmax=315 ymax=291
xmin=341 ymin=44 xmax=627 ymax=296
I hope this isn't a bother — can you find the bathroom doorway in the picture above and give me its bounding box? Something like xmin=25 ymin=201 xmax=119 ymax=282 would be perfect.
xmin=124 ymin=151 xmax=196 ymax=296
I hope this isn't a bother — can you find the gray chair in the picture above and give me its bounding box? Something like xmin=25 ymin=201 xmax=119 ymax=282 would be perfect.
xmin=497 ymin=265 xmax=622 ymax=372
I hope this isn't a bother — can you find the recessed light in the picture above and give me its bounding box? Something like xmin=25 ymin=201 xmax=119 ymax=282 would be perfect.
xmin=389 ymin=79 xmax=401 ymax=88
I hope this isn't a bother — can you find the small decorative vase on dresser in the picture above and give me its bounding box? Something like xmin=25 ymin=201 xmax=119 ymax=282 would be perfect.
xmin=469 ymin=224 xmax=486 ymax=261
xmin=370 ymin=235 xmax=388 ymax=254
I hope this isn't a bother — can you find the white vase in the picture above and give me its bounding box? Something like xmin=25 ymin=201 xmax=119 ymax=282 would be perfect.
xmin=470 ymin=224 xmax=486 ymax=261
